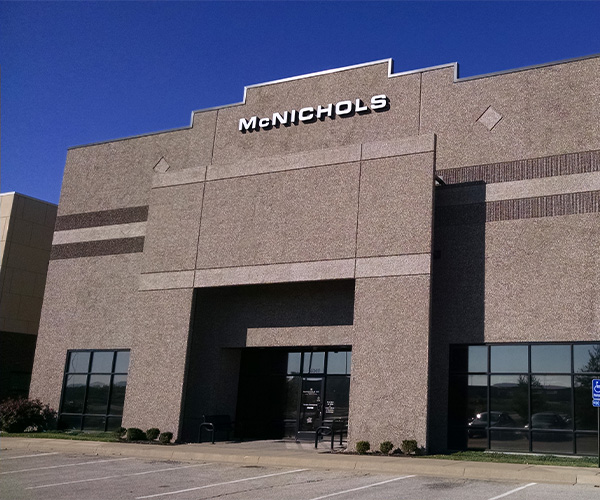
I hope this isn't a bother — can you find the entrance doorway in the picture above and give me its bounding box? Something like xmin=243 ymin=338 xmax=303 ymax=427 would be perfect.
xmin=298 ymin=377 xmax=324 ymax=437
xmin=236 ymin=348 xmax=351 ymax=441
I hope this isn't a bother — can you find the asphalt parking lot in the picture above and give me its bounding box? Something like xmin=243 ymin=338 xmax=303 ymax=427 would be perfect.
xmin=1 ymin=449 xmax=599 ymax=500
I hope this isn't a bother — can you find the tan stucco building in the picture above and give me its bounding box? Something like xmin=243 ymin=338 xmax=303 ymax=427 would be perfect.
xmin=30 ymin=55 xmax=600 ymax=455
xmin=1 ymin=193 xmax=57 ymax=401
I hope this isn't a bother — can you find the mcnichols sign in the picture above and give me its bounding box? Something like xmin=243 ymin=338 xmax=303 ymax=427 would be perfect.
xmin=238 ymin=94 xmax=389 ymax=132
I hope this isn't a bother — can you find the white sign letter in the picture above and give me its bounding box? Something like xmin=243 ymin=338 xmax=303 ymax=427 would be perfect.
xmin=259 ymin=117 xmax=272 ymax=128
xmin=316 ymin=103 xmax=333 ymax=119
xmin=299 ymin=107 xmax=315 ymax=122
xmin=355 ymin=99 xmax=369 ymax=113
xmin=272 ymin=111 xmax=290 ymax=127
xmin=239 ymin=116 xmax=258 ymax=132
xmin=335 ymin=100 xmax=353 ymax=116
xmin=370 ymin=94 xmax=388 ymax=111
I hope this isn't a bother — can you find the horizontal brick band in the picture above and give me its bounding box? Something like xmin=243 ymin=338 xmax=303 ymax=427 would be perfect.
xmin=440 ymin=150 xmax=600 ymax=185
xmin=50 ymin=237 xmax=145 ymax=260
xmin=55 ymin=206 xmax=149 ymax=231
xmin=436 ymin=190 xmax=600 ymax=225
xmin=487 ymin=190 xmax=600 ymax=222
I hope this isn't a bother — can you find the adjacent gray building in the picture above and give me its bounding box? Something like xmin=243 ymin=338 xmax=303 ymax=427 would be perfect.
xmin=30 ymin=55 xmax=600 ymax=455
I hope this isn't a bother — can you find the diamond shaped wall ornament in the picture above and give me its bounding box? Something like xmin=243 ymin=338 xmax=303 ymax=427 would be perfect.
xmin=477 ymin=106 xmax=502 ymax=131
xmin=153 ymin=157 xmax=170 ymax=173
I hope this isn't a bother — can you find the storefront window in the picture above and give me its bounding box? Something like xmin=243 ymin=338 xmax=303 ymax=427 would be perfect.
xmin=490 ymin=430 xmax=529 ymax=453
xmin=530 ymin=375 xmax=572 ymax=429
xmin=286 ymin=352 xmax=302 ymax=375
xmin=59 ymin=350 xmax=130 ymax=431
xmin=574 ymin=344 xmax=600 ymax=373
xmin=68 ymin=351 xmax=90 ymax=373
xmin=449 ymin=343 xmax=599 ymax=456
xmin=91 ymin=351 xmax=114 ymax=373
xmin=468 ymin=346 xmax=487 ymax=373
xmin=531 ymin=345 xmax=570 ymax=373
xmin=109 ymin=374 xmax=128 ymax=416
xmin=327 ymin=351 xmax=351 ymax=375
xmin=324 ymin=376 xmax=350 ymax=419
xmin=62 ymin=374 xmax=87 ymax=413
xmin=574 ymin=375 xmax=597 ymax=430
xmin=490 ymin=345 xmax=528 ymax=373
xmin=532 ymin=431 xmax=573 ymax=454
xmin=303 ymin=351 xmax=325 ymax=374
xmin=489 ymin=375 xmax=528 ymax=428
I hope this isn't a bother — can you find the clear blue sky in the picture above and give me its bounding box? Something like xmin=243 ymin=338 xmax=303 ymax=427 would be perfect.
xmin=1 ymin=1 xmax=599 ymax=204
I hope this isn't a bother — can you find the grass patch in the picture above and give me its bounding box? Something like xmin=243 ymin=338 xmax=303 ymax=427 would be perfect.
xmin=1 ymin=431 xmax=120 ymax=442
xmin=426 ymin=450 xmax=598 ymax=468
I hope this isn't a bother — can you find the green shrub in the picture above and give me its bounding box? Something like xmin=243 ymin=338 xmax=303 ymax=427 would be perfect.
xmin=159 ymin=431 xmax=173 ymax=444
xmin=114 ymin=426 xmax=127 ymax=438
xmin=126 ymin=427 xmax=146 ymax=441
xmin=146 ymin=428 xmax=160 ymax=440
xmin=401 ymin=439 xmax=418 ymax=454
xmin=355 ymin=440 xmax=370 ymax=454
xmin=0 ymin=398 xmax=57 ymax=433
xmin=379 ymin=441 xmax=394 ymax=454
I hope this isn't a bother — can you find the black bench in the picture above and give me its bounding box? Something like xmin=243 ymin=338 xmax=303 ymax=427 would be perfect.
xmin=198 ymin=414 xmax=234 ymax=444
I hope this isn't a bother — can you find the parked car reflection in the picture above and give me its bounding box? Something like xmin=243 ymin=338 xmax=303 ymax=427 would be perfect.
xmin=468 ymin=411 xmax=517 ymax=437
xmin=527 ymin=412 xmax=569 ymax=429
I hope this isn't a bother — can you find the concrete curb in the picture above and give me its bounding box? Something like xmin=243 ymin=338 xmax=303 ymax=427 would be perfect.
xmin=2 ymin=437 xmax=599 ymax=486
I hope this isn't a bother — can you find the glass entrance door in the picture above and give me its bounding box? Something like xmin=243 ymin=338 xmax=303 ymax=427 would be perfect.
xmin=298 ymin=377 xmax=324 ymax=433
xmin=236 ymin=349 xmax=351 ymax=441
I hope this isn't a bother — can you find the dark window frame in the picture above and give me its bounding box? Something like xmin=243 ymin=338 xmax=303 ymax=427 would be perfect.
xmin=59 ymin=349 xmax=130 ymax=432
xmin=449 ymin=342 xmax=600 ymax=456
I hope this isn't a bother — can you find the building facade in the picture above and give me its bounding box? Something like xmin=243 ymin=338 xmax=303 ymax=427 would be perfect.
xmin=30 ymin=55 xmax=600 ymax=454
xmin=1 ymin=193 xmax=57 ymax=401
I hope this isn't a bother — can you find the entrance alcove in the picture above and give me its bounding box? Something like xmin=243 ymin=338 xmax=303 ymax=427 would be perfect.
xmin=180 ymin=279 xmax=355 ymax=442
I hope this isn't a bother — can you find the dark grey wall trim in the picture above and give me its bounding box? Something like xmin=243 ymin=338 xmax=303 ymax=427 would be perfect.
xmin=436 ymin=190 xmax=600 ymax=225
xmin=50 ymin=237 xmax=145 ymax=260
xmin=440 ymin=150 xmax=600 ymax=185
xmin=55 ymin=206 xmax=149 ymax=231
xmin=487 ymin=190 xmax=600 ymax=222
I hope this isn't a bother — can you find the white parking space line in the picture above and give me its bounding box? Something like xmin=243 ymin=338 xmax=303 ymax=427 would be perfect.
xmin=487 ymin=483 xmax=537 ymax=500
xmin=307 ymin=475 xmax=416 ymax=500
xmin=0 ymin=452 xmax=59 ymax=460
xmin=135 ymin=468 xmax=308 ymax=499
xmin=0 ymin=456 xmax=133 ymax=474
xmin=26 ymin=463 xmax=213 ymax=489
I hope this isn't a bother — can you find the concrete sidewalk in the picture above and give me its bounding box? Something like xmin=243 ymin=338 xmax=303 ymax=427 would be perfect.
xmin=2 ymin=437 xmax=600 ymax=486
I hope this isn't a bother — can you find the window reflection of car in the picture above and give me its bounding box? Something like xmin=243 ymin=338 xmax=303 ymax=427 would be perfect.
xmin=468 ymin=411 xmax=516 ymax=438
xmin=528 ymin=412 xmax=568 ymax=429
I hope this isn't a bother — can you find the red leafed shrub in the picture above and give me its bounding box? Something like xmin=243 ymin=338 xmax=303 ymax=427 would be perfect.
xmin=0 ymin=398 xmax=57 ymax=433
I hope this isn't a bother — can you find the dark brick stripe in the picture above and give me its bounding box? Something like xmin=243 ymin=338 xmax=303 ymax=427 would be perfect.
xmin=436 ymin=190 xmax=600 ymax=226
xmin=50 ymin=237 xmax=145 ymax=260
xmin=440 ymin=150 xmax=600 ymax=185
xmin=55 ymin=206 xmax=149 ymax=231
xmin=487 ymin=190 xmax=600 ymax=222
